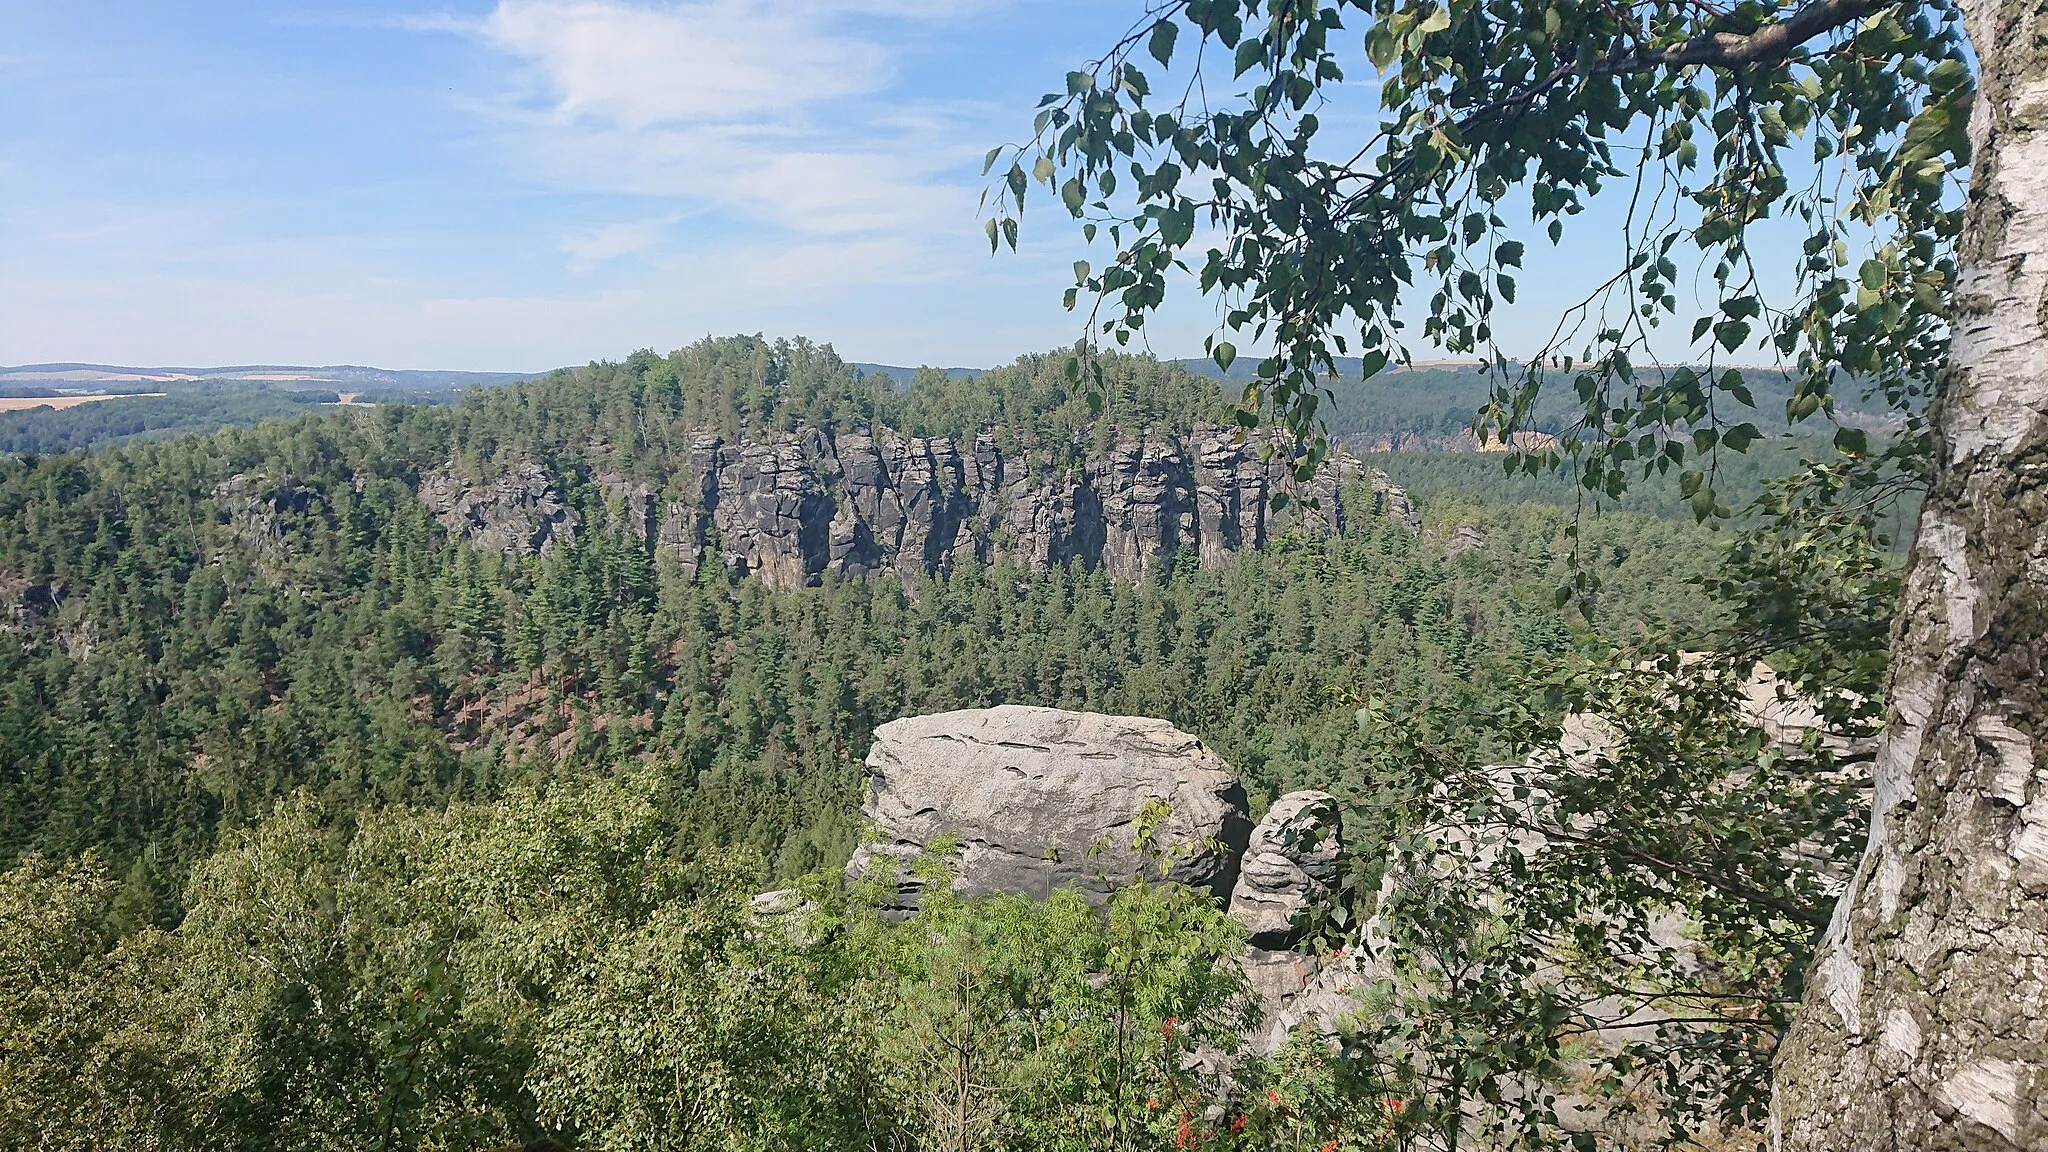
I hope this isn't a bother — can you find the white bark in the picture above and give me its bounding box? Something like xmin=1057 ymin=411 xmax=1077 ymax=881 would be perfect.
xmin=1771 ymin=2 xmax=2048 ymax=1147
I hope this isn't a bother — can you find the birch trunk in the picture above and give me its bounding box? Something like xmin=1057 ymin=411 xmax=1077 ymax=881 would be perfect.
xmin=1771 ymin=2 xmax=2048 ymax=1146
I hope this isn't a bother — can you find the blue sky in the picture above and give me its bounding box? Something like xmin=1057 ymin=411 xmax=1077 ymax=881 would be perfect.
xmin=0 ymin=1 xmax=1717 ymax=372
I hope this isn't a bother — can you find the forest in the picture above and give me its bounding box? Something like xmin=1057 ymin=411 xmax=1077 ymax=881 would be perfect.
xmin=0 ymin=330 xmax=1895 ymax=1150
xmin=6 ymin=0 xmax=2037 ymax=1141
xmin=0 ymin=337 xmax=1735 ymax=915
xmin=0 ymin=383 xmax=344 ymax=455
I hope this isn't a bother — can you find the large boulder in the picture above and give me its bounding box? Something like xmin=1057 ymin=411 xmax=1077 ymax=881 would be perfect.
xmin=1228 ymin=790 xmax=1343 ymax=947
xmin=846 ymin=705 xmax=1252 ymax=914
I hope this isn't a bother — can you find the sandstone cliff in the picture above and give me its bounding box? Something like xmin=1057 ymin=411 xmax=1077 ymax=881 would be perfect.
xmin=418 ymin=421 xmax=1419 ymax=584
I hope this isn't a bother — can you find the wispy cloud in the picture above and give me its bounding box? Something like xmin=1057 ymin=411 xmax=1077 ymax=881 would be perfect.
xmin=479 ymin=0 xmax=892 ymax=128
xmin=426 ymin=0 xmax=991 ymax=260
xmin=561 ymin=215 xmax=676 ymax=273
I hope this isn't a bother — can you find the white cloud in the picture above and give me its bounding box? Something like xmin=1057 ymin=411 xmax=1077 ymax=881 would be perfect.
xmin=479 ymin=0 xmax=891 ymax=129
xmin=561 ymin=216 xmax=674 ymax=272
xmin=435 ymin=0 xmax=995 ymax=272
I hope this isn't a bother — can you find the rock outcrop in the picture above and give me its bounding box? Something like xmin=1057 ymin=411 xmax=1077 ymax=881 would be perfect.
xmin=423 ymin=422 xmax=1419 ymax=582
xmin=841 ymin=706 xmax=1362 ymax=1055
xmin=1444 ymin=523 xmax=1488 ymax=558
xmin=419 ymin=461 xmax=580 ymax=558
xmin=846 ymin=705 xmax=1253 ymax=915
xmin=214 ymin=473 xmax=319 ymax=559
xmin=1228 ymin=790 xmax=1343 ymax=948
xmin=0 ymin=575 xmax=93 ymax=659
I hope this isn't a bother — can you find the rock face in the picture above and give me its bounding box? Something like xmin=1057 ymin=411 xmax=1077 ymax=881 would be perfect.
xmin=419 ymin=461 xmax=580 ymax=558
xmin=214 ymin=473 xmax=319 ymax=559
xmin=424 ymin=422 xmax=1419 ymax=582
xmin=1228 ymin=790 xmax=1343 ymax=948
xmin=1240 ymin=947 xmax=1369 ymax=1055
xmin=1444 ymin=523 xmax=1488 ymax=558
xmin=846 ymin=705 xmax=1253 ymax=915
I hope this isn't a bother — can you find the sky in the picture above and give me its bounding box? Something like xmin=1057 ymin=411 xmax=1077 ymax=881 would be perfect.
xmin=0 ymin=1 xmax=1712 ymax=372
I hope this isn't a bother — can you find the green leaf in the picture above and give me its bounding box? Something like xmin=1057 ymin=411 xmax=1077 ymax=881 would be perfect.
xmin=1158 ymin=202 xmax=1195 ymax=248
xmin=1690 ymin=486 xmax=1716 ymax=520
xmin=1061 ymin=177 xmax=1086 ymax=216
xmin=1213 ymin=341 xmax=1237 ymax=372
xmin=1148 ymin=19 xmax=1178 ymax=66
xmin=1234 ymin=37 xmax=1263 ymax=78
xmin=1072 ymin=260 xmax=1091 ymax=282
xmin=1418 ymin=6 xmax=1451 ymax=34
xmin=1366 ymin=25 xmax=1396 ymax=69
xmin=1833 ymin=426 xmax=1869 ymax=455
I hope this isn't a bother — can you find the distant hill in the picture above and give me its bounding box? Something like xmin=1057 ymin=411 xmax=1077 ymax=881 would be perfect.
xmin=850 ymin=362 xmax=978 ymax=389
xmin=1170 ymin=356 xmax=1907 ymax=449
xmin=0 ymin=362 xmax=547 ymax=393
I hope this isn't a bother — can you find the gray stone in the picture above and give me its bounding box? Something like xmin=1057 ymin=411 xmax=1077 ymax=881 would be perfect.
xmin=846 ymin=705 xmax=1252 ymax=915
xmin=1228 ymin=790 xmax=1343 ymax=947
xmin=419 ymin=461 xmax=578 ymax=558
xmin=419 ymin=422 xmax=1421 ymax=590
xmin=213 ymin=472 xmax=319 ymax=559
xmin=1240 ymin=946 xmax=1368 ymax=1055
xmin=1445 ymin=523 xmax=1488 ymax=558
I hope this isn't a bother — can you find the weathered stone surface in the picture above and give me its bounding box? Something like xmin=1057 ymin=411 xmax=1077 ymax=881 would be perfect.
xmin=846 ymin=705 xmax=1252 ymax=914
xmin=419 ymin=461 xmax=579 ymax=558
xmin=1228 ymin=790 xmax=1343 ymax=948
xmin=1 ymin=577 xmax=64 ymax=632
xmin=214 ymin=472 xmax=319 ymax=558
xmin=1240 ymin=947 xmax=1368 ymax=1055
xmin=423 ymin=422 xmax=1419 ymax=587
xmin=1445 ymin=524 xmax=1488 ymax=558
xmin=596 ymin=470 xmax=656 ymax=544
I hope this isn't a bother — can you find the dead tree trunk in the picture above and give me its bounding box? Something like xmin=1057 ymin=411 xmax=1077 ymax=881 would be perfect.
xmin=1771 ymin=2 xmax=2048 ymax=1147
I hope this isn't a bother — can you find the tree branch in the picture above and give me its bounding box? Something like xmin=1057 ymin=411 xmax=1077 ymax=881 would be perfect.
xmin=1644 ymin=0 xmax=1888 ymax=70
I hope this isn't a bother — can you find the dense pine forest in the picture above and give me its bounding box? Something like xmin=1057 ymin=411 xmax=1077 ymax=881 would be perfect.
xmin=0 ymin=336 xmax=1731 ymax=921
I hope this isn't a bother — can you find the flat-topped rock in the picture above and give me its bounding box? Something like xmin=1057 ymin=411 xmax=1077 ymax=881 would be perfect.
xmin=846 ymin=705 xmax=1252 ymax=914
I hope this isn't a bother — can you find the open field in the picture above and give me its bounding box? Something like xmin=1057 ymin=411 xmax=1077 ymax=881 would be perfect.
xmin=0 ymin=392 xmax=165 ymax=412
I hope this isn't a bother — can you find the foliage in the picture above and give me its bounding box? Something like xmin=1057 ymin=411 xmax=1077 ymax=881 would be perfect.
xmin=0 ymin=776 xmax=1401 ymax=1152
xmin=992 ymin=0 xmax=1964 ymax=537
xmin=0 ymin=332 xmax=1898 ymax=1148
xmin=1314 ymin=649 xmax=1869 ymax=1147
xmin=0 ymin=344 xmax=1731 ymax=924
xmin=0 ymin=383 xmax=343 ymax=454
xmin=984 ymin=5 xmax=1948 ymax=1142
